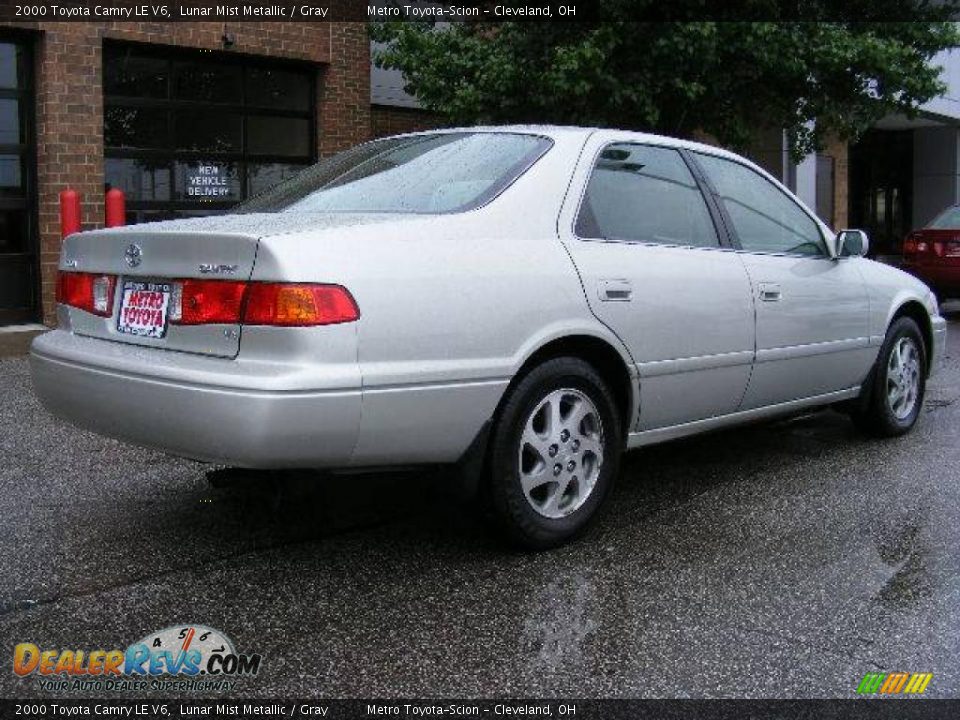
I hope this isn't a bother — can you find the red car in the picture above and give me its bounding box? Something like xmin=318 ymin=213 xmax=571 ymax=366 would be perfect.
xmin=902 ymin=205 xmax=960 ymax=301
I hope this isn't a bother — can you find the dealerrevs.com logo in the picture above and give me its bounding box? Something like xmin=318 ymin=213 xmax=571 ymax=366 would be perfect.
xmin=12 ymin=625 xmax=262 ymax=693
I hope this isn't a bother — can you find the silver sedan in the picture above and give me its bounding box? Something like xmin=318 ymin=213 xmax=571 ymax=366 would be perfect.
xmin=31 ymin=127 xmax=947 ymax=548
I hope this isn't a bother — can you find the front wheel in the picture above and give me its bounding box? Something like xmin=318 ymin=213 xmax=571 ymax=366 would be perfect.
xmin=852 ymin=316 xmax=926 ymax=437
xmin=486 ymin=357 xmax=622 ymax=550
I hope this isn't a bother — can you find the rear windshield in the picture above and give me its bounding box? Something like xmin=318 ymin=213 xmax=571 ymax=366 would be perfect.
xmin=929 ymin=205 xmax=960 ymax=229
xmin=236 ymin=132 xmax=552 ymax=214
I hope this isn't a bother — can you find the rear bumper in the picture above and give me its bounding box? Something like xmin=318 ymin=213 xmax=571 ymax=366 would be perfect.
xmin=30 ymin=331 xmax=361 ymax=467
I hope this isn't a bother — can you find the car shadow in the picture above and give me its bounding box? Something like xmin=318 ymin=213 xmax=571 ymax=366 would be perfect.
xmin=4 ymin=404 xmax=912 ymax=613
xmin=203 ymin=407 xmax=865 ymax=553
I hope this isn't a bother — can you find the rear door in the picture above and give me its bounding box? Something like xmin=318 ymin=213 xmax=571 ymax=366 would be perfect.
xmin=692 ymin=151 xmax=873 ymax=408
xmin=558 ymin=134 xmax=756 ymax=431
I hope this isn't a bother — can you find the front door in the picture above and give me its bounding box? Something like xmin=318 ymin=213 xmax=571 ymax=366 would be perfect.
xmin=0 ymin=36 xmax=37 ymax=325
xmin=693 ymin=152 xmax=874 ymax=409
xmin=559 ymin=136 xmax=756 ymax=431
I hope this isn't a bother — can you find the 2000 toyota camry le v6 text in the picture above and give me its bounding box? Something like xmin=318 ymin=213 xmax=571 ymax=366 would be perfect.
xmin=30 ymin=127 xmax=947 ymax=549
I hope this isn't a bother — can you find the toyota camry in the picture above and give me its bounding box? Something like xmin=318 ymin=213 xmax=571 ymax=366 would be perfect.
xmin=30 ymin=127 xmax=947 ymax=549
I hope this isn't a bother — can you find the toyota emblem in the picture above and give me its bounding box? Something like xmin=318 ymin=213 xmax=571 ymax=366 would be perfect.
xmin=124 ymin=243 xmax=142 ymax=268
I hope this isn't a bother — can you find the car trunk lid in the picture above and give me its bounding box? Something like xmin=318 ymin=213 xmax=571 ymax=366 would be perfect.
xmin=59 ymin=214 xmax=325 ymax=358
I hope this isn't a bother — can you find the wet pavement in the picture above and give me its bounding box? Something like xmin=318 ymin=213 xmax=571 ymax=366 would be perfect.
xmin=0 ymin=305 xmax=958 ymax=699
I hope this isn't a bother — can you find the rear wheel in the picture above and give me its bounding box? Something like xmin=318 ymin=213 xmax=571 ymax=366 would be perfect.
xmin=851 ymin=317 xmax=926 ymax=437
xmin=487 ymin=357 xmax=622 ymax=550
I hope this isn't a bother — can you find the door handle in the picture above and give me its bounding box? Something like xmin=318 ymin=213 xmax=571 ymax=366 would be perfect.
xmin=599 ymin=279 xmax=632 ymax=302
xmin=758 ymin=282 xmax=782 ymax=302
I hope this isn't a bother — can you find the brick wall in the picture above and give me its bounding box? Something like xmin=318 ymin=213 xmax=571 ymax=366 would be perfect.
xmin=319 ymin=23 xmax=371 ymax=156
xmin=1 ymin=20 xmax=371 ymax=325
xmin=371 ymin=104 xmax=440 ymax=138
xmin=821 ymin=134 xmax=849 ymax=230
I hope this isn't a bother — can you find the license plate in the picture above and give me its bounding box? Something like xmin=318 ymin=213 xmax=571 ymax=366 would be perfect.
xmin=117 ymin=280 xmax=172 ymax=339
xmin=947 ymin=244 xmax=960 ymax=257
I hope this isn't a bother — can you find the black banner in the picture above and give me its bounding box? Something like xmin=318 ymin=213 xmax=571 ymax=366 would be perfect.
xmin=1 ymin=0 xmax=958 ymax=23
xmin=4 ymin=700 xmax=960 ymax=720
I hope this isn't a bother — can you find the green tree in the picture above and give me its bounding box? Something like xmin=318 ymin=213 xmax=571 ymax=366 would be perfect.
xmin=372 ymin=3 xmax=960 ymax=158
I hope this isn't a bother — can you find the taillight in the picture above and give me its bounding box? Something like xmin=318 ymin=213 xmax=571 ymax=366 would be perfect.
xmin=171 ymin=279 xmax=247 ymax=325
xmin=57 ymin=272 xmax=116 ymax=317
xmin=904 ymin=234 xmax=932 ymax=258
xmin=58 ymin=273 xmax=359 ymax=327
xmin=243 ymin=283 xmax=360 ymax=326
xmin=166 ymin=280 xmax=359 ymax=327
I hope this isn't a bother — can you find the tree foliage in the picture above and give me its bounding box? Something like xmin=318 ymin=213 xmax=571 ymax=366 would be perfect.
xmin=372 ymin=3 xmax=960 ymax=158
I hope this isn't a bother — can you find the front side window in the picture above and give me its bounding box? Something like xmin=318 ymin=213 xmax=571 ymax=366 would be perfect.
xmin=696 ymin=153 xmax=827 ymax=256
xmin=237 ymin=132 xmax=551 ymax=214
xmin=575 ymin=143 xmax=719 ymax=248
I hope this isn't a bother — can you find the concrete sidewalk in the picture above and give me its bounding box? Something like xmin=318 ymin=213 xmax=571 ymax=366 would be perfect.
xmin=0 ymin=324 xmax=46 ymax=358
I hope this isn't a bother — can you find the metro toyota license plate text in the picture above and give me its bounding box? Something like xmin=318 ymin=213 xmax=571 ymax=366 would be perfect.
xmin=118 ymin=280 xmax=172 ymax=338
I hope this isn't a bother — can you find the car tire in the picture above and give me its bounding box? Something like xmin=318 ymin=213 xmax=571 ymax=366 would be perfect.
xmin=486 ymin=357 xmax=622 ymax=550
xmin=851 ymin=316 xmax=927 ymax=438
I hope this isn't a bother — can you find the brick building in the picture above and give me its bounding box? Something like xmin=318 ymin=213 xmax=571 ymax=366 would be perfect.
xmin=0 ymin=22 xmax=373 ymax=330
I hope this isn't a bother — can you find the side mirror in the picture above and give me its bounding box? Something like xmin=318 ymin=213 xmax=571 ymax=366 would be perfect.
xmin=836 ymin=229 xmax=869 ymax=258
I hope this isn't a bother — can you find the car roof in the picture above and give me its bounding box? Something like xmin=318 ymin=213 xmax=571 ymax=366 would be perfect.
xmin=377 ymin=124 xmax=834 ymax=235
xmin=395 ymin=124 xmax=746 ymax=162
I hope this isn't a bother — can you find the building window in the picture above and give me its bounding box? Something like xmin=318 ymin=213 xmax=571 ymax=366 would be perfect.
xmin=103 ymin=43 xmax=315 ymax=223
xmin=0 ymin=35 xmax=37 ymax=325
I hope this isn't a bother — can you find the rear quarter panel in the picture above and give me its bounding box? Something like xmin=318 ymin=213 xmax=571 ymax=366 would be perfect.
xmin=252 ymin=132 xmax=630 ymax=465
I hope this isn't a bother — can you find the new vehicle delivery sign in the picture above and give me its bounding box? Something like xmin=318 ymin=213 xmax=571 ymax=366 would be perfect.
xmin=186 ymin=164 xmax=235 ymax=199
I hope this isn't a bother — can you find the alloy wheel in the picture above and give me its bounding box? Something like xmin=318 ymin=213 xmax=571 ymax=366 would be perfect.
xmin=886 ymin=336 xmax=921 ymax=420
xmin=517 ymin=388 xmax=604 ymax=519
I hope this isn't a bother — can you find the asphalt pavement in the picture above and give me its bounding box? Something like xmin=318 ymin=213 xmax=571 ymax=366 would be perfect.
xmin=1 ymin=305 xmax=958 ymax=699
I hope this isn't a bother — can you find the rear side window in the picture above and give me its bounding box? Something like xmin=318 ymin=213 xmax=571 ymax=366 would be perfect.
xmin=695 ymin=152 xmax=827 ymax=256
xmin=929 ymin=205 xmax=960 ymax=229
xmin=575 ymin=143 xmax=719 ymax=248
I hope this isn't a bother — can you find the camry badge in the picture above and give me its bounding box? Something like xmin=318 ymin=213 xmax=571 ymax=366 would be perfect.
xmin=199 ymin=263 xmax=239 ymax=275
xmin=124 ymin=243 xmax=142 ymax=268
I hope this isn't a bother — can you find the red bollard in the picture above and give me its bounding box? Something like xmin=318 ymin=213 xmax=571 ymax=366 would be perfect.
xmin=105 ymin=188 xmax=126 ymax=228
xmin=59 ymin=189 xmax=81 ymax=239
